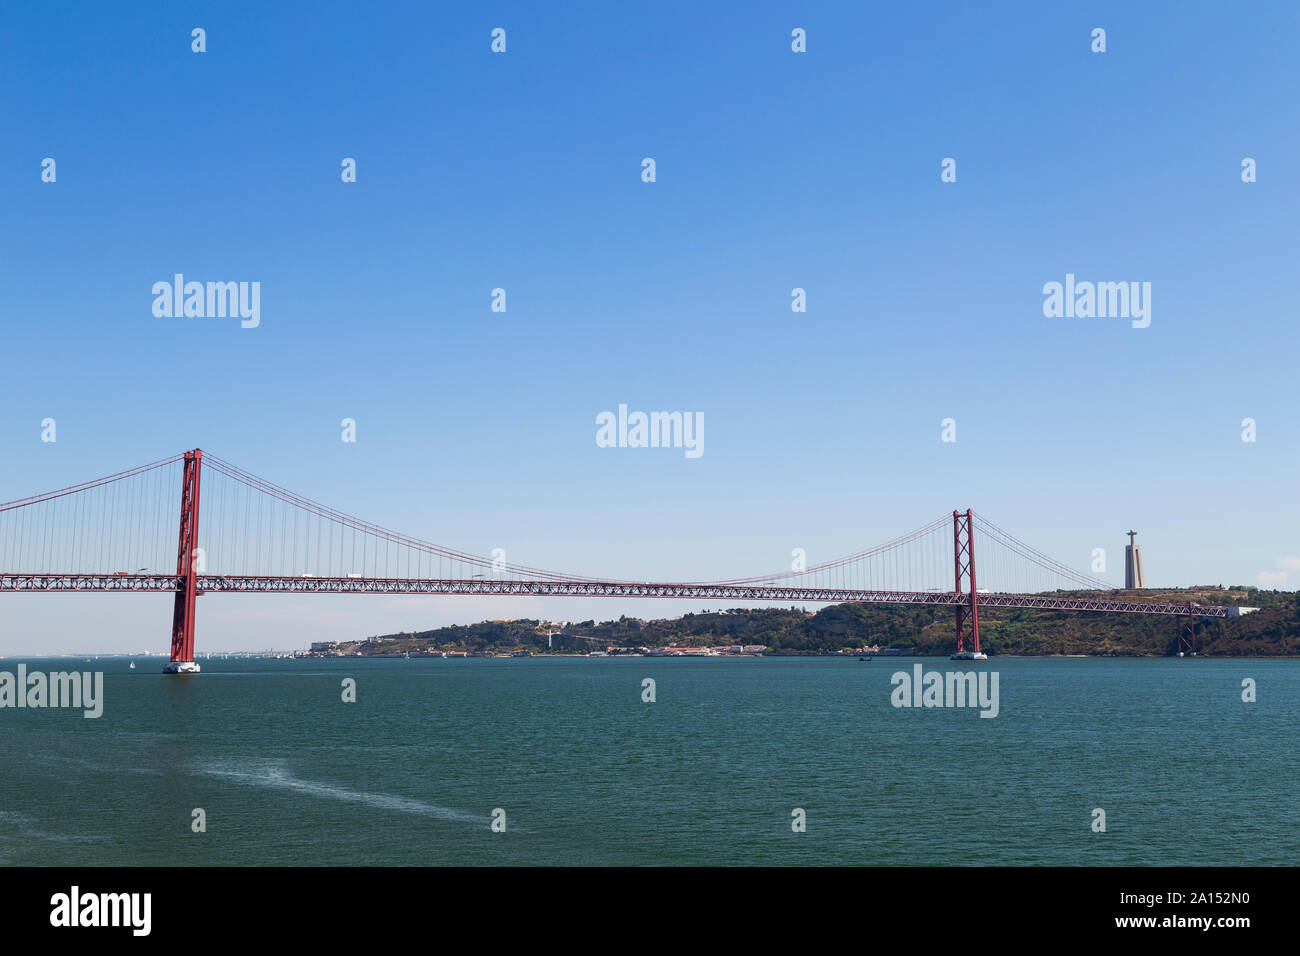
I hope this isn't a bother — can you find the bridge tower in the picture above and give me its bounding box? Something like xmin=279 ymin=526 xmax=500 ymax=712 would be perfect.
xmin=1175 ymin=601 xmax=1196 ymax=657
xmin=952 ymin=509 xmax=982 ymax=658
xmin=164 ymin=449 xmax=203 ymax=674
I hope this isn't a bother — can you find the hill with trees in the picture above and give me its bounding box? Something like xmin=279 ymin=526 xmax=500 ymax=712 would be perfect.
xmin=331 ymin=587 xmax=1300 ymax=657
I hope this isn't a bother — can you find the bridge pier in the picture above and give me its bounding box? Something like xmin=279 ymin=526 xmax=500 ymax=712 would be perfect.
xmin=1175 ymin=601 xmax=1196 ymax=657
xmin=952 ymin=509 xmax=983 ymax=659
xmin=164 ymin=449 xmax=203 ymax=674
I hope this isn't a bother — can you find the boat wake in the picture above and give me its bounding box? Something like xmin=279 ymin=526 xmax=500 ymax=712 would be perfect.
xmin=193 ymin=758 xmax=488 ymax=826
xmin=0 ymin=810 xmax=105 ymax=863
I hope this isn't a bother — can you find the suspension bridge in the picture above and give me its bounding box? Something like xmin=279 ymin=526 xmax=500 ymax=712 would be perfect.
xmin=0 ymin=449 xmax=1225 ymax=672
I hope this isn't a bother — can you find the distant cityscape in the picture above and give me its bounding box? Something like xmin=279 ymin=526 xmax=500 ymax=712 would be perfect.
xmin=302 ymin=639 xmax=908 ymax=659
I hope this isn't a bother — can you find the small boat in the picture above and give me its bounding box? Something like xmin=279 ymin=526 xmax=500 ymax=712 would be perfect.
xmin=950 ymin=651 xmax=988 ymax=661
xmin=129 ymin=660 xmax=135 ymax=669
xmin=858 ymin=656 xmax=871 ymax=662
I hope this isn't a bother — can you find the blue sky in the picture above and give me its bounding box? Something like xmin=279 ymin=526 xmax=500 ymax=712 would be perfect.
xmin=2 ymin=1 xmax=1298 ymax=653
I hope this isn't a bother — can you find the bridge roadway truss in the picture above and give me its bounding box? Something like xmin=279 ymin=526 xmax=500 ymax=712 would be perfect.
xmin=0 ymin=572 xmax=1230 ymax=618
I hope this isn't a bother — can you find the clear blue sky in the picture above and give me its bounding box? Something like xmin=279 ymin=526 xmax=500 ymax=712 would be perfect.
xmin=2 ymin=1 xmax=1297 ymax=653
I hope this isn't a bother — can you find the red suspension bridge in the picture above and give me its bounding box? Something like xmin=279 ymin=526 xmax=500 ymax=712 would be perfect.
xmin=0 ymin=449 xmax=1225 ymax=672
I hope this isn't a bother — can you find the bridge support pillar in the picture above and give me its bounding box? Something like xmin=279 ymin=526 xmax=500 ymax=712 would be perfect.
xmin=953 ymin=509 xmax=980 ymax=656
xmin=1176 ymin=601 xmax=1196 ymax=656
xmin=165 ymin=449 xmax=203 ymax=673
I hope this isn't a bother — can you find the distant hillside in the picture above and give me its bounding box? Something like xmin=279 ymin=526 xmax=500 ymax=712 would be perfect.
xmin=334 ymin=587 xmax=1300 ymax=657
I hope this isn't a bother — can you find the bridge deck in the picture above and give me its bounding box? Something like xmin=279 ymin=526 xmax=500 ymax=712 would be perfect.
xmin=0 ymin=573 xmax=1229 ymax=617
